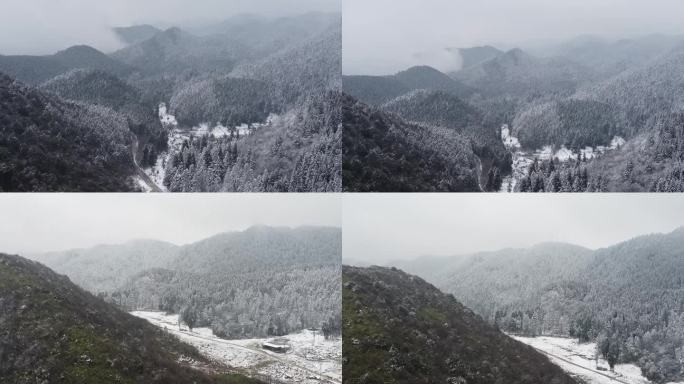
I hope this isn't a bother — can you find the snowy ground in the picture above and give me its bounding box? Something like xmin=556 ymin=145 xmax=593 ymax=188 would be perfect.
xmin=144 ymin=103 xmax=277 ymax=190
xmin=131 ymin=311 xmax=341 ymax=384
xmin=513 ymin=335 xmax=683 ymax=384
xmin=133 ymin=176 xmax=153 ymax=192
xmin=499 ymin=124 xmax=625 ymax=192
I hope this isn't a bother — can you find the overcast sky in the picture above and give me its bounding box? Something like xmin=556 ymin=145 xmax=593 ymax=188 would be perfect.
xmin=343 ymin=194 xmax=684 ymax=265
xmin=0 ymin=194 xmax=340 ymax=254
xmin=0 ymin=0 xmax=339 ymax=55
xmin=343 ymin=0 xmax=684 ymax=75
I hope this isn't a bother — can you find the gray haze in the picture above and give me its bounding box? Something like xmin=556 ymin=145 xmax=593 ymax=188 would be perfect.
xmin=0 ymin=194 xmax=340 ymax=254
xmin=343 ymin=194 xmax=684 ymax=265
xmin=343 ymin=0 xmax=684 ymax=75
xmin=0 ymin=0 xmax=339 ymax=55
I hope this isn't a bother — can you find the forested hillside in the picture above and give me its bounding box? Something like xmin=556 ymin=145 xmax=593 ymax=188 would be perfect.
xmin=513 ymin=42 xmax=684 ymax=149
xmin=343 ymin=265 xmax=578 ymax=384
xmin=0 ymin=253 xmax=258 ymax=384
xmin=31 ymin=240 xmax=179 ymax=292
xmin=513 ymin=99 xmax=620 ymax=149
xmin=514 ymin=112 xmax=684 ymax=192
xmin=0 ymin=45 xmax=131 ymax=85
xmin=191 ymin=12 xmax=340 ymax=55
xmin=110 ymin=27 xmax=244 ymax=77
xmin=342 ymin=75 xmax=410 ymax=105
xmin=0 ymin=73 xmax=134 ymax=191
xmin=575 ymin=43 xmax=684 ymax=136
xmin=397 ymin=229 xmax=684 ymax=382
xmin=32 ymin=226 xmax=342 ymax=340
xmin=169 ymin=77 xmax=274 ymax=128
xmin=342 ymin=64 xmax=512 ymax=192
xmin=232 ymin=23 xmax=341 ymax=108
xmin=501 ymin=40 xmax=684 ymax=191
xmin=163 ymin=91 xmax=341 ymax=192
xmin=343 ymin=65 xmax=471 ymax=106
xmin=342 ymin=93 xmax=481 ymax=192
xmin=382 ymin=89 xmax=510 ymax=181
xmin=41 ymin=69 xmax=167 ymax=166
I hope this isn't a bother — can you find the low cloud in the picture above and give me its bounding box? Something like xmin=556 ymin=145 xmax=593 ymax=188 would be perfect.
xmin=0 ymin=0 xmax=339 ymax=55
xmin=344 ymin=0 xmax=684 ymax=75
xmin=409 ymin=49 xmax=463 ymax=73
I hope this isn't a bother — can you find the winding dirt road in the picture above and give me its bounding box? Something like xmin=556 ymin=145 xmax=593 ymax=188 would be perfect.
xmin=132 ymin=137 xmax=162 ymax=192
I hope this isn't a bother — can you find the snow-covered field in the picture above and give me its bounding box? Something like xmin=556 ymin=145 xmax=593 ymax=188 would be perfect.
xmin=513 ymin=335 xmax=683 ymax=384
xmin=133 ymin=176 xmax=153 ymax=192
xmin=499 ymin=124 xmax=625 ymax=192
xmin=131 ymin=311 xmax=341 ymax=384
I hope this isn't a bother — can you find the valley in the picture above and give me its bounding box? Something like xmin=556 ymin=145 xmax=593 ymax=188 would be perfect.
xmin=133 ymin=311 xmax=342 ymax=384
xmin=147 ymin=102 xmax=280 ymax=191
xmin=343 ymin=33 xmax=684 ymax=192
xmin=0 ymin=195 xmax=341 ymax=384
xmin=25 ymin=225 xmax=343 ymax=384
xmin=499 ymin=124 xmax=626 ymax=192
xmin=391 ymin=228 xmax=684 ymax=384
xmin=0 ymin=11 xmax=341 ymax=192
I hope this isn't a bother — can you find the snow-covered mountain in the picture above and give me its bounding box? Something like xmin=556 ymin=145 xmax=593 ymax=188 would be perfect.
xmin=30 ymin=226 xmax=342 ymax=340
xmin=390 ymin=228 xmax=684 ymax=383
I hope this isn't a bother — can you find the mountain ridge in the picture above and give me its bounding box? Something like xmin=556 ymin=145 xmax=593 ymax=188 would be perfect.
xmin=0 ymin=45 xmax=131 ymax=85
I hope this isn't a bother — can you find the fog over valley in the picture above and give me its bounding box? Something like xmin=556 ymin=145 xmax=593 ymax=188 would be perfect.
xmin=343 ymin=0 xmax=684 ymax=75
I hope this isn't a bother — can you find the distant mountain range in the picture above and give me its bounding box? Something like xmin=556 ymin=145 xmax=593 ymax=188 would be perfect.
xmin=0 ymin=253 xmax=259 ymax=383
xmin=0 ymin=45 xmax=131 ymax=85
xmin=342 ymin=265 xmax=578 ymax=384
xmin=344 ymin=65 xmax=471 ymax=105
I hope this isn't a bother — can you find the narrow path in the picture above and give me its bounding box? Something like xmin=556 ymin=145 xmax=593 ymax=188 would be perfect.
xmin=475 ymin=155 xmax=484 ymax=191
xmin=131 ymin=137 xmax=162 ymax=192
xmin=163 ymin=326 xmax=341 ymax=384
xmin=530 ymin=345 xmax=633 ymax=384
